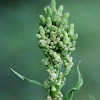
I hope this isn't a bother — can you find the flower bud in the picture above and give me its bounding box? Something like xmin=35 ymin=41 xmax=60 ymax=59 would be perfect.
xmin=56 ymin=37 xmax=60 ymax=43
xmin=54 ymin=41 xmax=57 ymax=45
xmin=50 ymin=25 xmax=58 ymax=32
xmin=46 ymin=29 xmax=50 ymax=34
xmin=52 ymin=9 xmax=57 ymax=22
xmin=36 ymin=34 xmax=41 ymax=39
xmin=41 ymin=35 xmax=47 ymax=40
xmin=49 ymin=46 xmax=53 ymax=49
xmin=39 ymin=26 xmax=45 ymax=35
xmin=64 ymin=62 xmax=69 ymax=68
xmin=68 ymin=23 xmax=74 ymax=36
xmin=49 ymin=50 xmax=53 ymax=54
xmin=39 ymin=15 xmax=46 ymax=26
xmin=69 ymin=42 xmax=72 ymax=47
xmin=53 ymin=52 xmax=57 ymax=58
xmin=47 ymin=95 xmax=52 ymax=100
xmin=72 ymin=33 xmax=78 ymax=40
xmin=62 ymin=50 xmax=67 ymax=56
xmin=47 ymin=39 xmax=51 ymax=44
xmin=47 ymin=6 xmax=52 ymax=17
xmin=61 ymin=18 xmax=68 ymax=28
xmin=55 ymin=91 xmax=63 ymax=100
xmin=39 ymin=39 xmax=47 ymax=48
xmin=56 ymin=18 xmax=61 ymax=26
xmin=42 ymin=59 xmax=49 ymax=66
xmin=52 ymin=46 xmax=56 ymax=49
xmin=63 ymin=60 xmax=67 ymax=63
xmin=63 ymin=12 xmax=70 ymax=19
xmin=50 ymin=31 xmax=56 ymax=41
xmin=72 ymin=41 xmax=76 ymax=47
xmin=59 ymin=41 xmax=63 ymax=47
xmin=44 ymin=7 xmax=47 ymax=16
xmin=62 ymin=31 xmax=70 ymax=44
xmin=64 ymin=47 xmax=68 ymax=52
xmin=45 ymin=45 xmax=49 ymax=49
xmin=56 ymin=46 xmax=59 ymax=50
xmin=51 ymin=0 xmax=56 ymax=9
xmin=55 ymin=64 xmax=60 ymax=69
xmin=59 ymin=24 xmax=65 ymax=31
xmin=58 ymin=5 xmax=64 ymax=16
xmin=51 ymin=85 xmax=56 ymax=91
xmin=69 ymin=47 xmax=75 ymax=52
xmin=47 ymin=17 xmax=52 ymax=28
xmin=57 ymin=79 xmax=61 ymax=86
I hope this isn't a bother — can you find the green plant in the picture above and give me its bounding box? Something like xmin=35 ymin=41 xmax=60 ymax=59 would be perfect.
xmin=11 ymin=0 xmax=83 ymax=100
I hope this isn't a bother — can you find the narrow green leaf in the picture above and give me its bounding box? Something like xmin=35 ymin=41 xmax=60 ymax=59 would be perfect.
xmin=65 ymin=63 xmax=83 ymax=100
xmin=10 ymin=68 xmax=44 ymax=89
xmin=66 ymin=63 xmax=77 ymax=80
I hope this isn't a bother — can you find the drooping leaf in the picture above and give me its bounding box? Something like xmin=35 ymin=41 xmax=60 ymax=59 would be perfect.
xmin=10 ymin=68 xmax=44 ymax=89
xmin=65 ymin=63 xmax=83 ymax=100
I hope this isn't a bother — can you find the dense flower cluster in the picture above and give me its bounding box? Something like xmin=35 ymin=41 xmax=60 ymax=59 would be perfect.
xmin=36 ymin=0 xmax=78 ymax=99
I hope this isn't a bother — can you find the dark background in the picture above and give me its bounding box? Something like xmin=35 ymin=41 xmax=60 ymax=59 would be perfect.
xmin=0 ymin=0 xmax=100 ymax=100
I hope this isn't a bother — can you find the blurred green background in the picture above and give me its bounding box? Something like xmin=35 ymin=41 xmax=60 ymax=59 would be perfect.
xmin=0 ymin=0 xmax=100 ymax=100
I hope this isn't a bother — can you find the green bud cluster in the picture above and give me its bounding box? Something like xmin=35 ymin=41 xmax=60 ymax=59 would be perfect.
xmin=55 ymin=91 xmax=63 ymax=100
xmin=47 ymin=95 xmax=52 ymax=100
xmin=36 ymin=0 xmax=78 ymax=99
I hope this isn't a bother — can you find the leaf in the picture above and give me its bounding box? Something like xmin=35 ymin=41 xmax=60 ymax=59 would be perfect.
xmin=65 ymin=62 xmax=83 ymax=100
xmin=66 ymin=62 xmax=79 ymax=80
xmin=10 ymin=68 xmax=44 ymax=89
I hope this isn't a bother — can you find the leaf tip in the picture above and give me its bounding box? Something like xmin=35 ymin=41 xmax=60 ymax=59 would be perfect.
xmin=10 ymin=68 xmax=25 ymax=80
